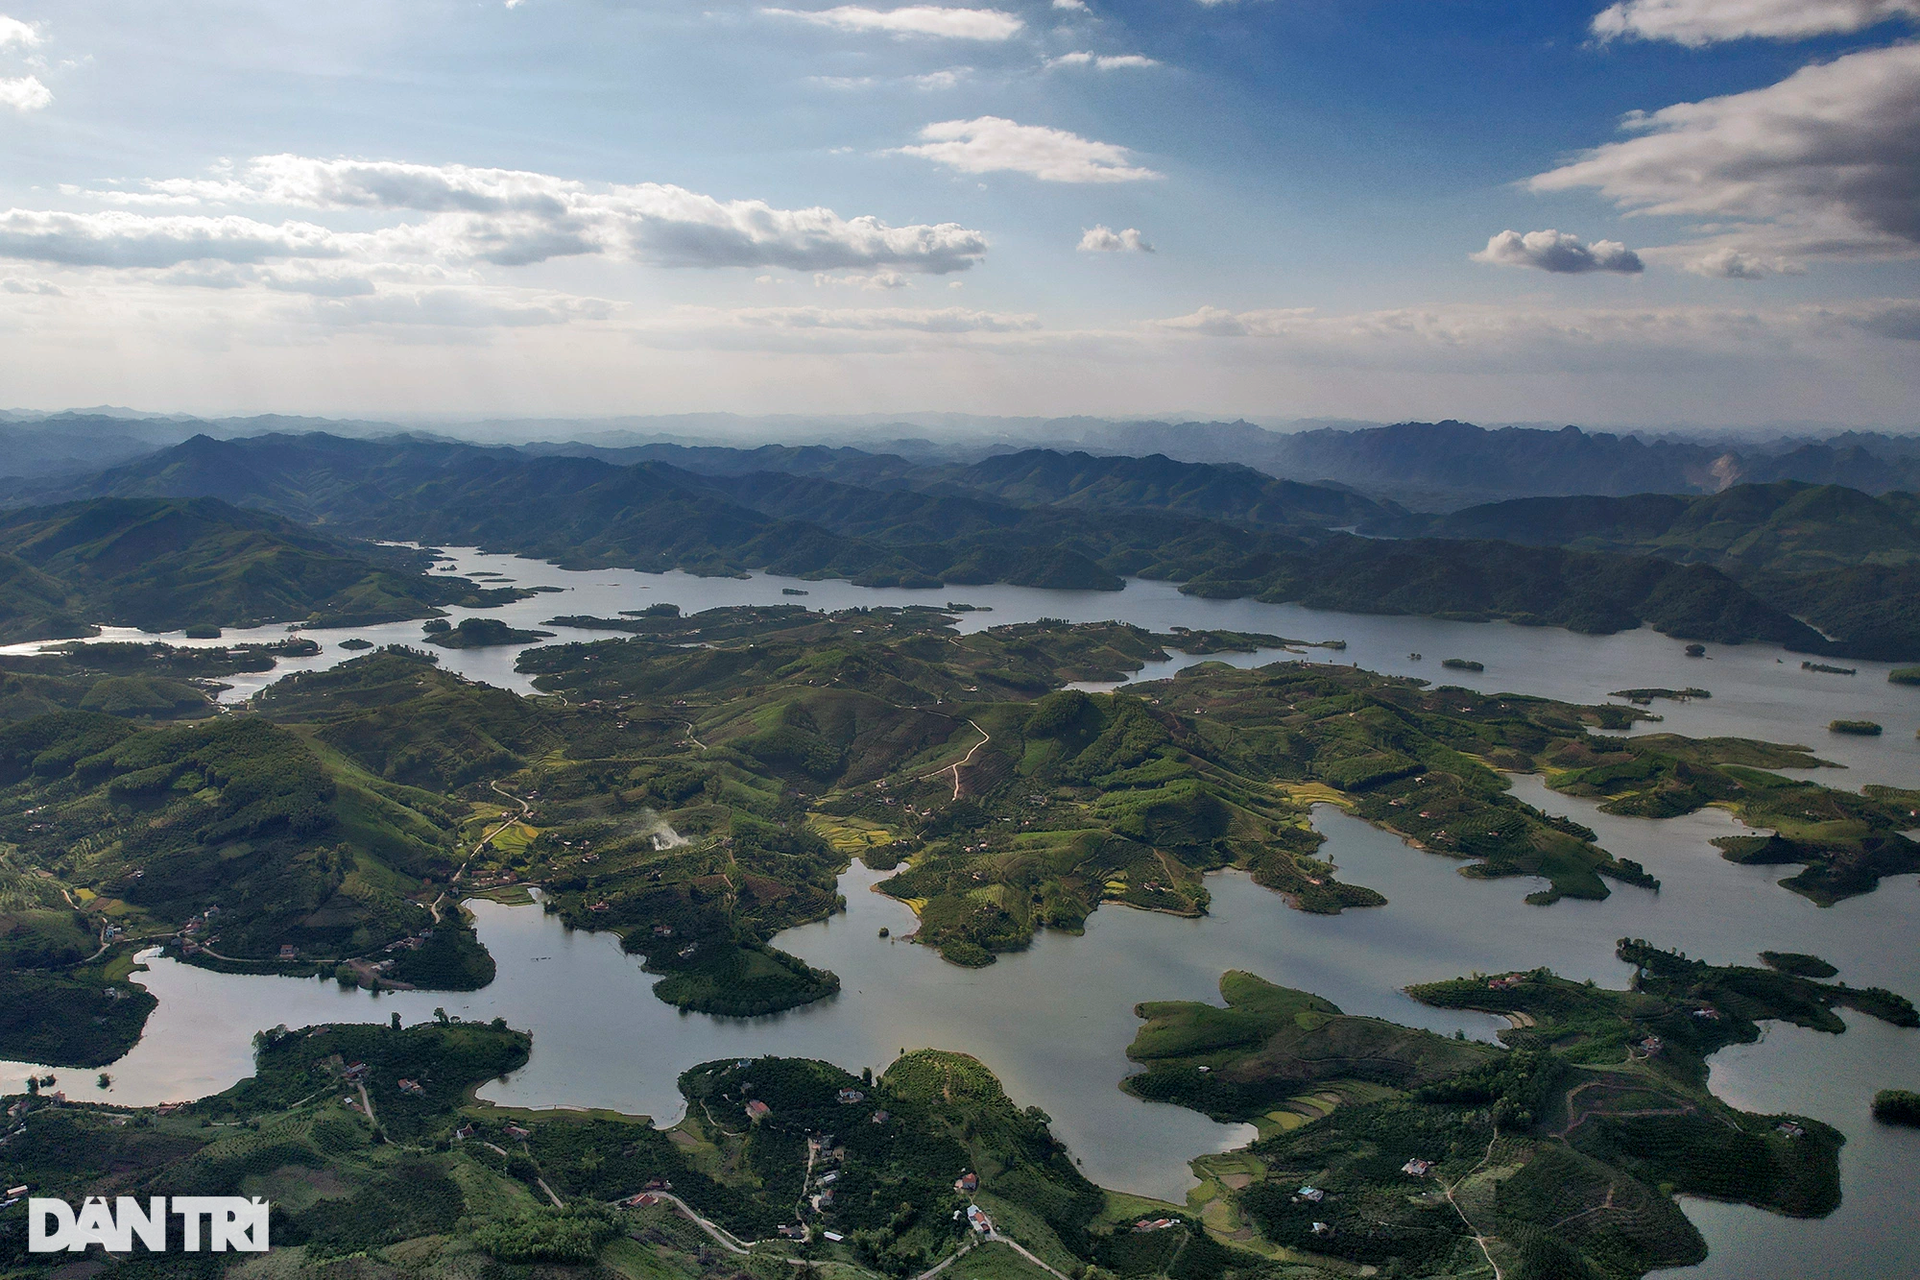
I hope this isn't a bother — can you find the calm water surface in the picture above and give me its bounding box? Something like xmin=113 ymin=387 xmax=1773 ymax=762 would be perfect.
xmin=3 ymin=552 xmax=1915 ymax=1277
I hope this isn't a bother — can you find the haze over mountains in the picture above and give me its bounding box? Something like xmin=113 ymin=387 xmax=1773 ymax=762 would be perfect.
xmin=6 ymin=412 xmax=1920 ymax=508
xmin=0 ymin=419 xmax=1914 ymax=660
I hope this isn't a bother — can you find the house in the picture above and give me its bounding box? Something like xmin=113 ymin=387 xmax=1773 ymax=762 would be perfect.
xmin=1297 ymin=1186 xmax=1325 ymax=1203
xmin=1638 ymin=1035 xmax=1664 ymax=1056
xmin=745 ymin=1100 xmax=771 ymax=1122
xmin=836 ymin=1088 xmax=866 ymax=1104
xmin=397 ymin=1079 xmax=426 ymax=1096
xmin=279 ymin=944 xmax=298 ymax=960
xmin=1311 ymin=1222 xmax=1335 ymax=1239
xmin=643 ymin=1177 xmax=672 ymax=1192
xmin=455 ymin=1124 xmax=476 ymax=1141
xmin=505 ymin=1124 xmax=532 ymax=1140
xmin=954 ymin=1172 xmax=978 ymax=1193
xmin=778 ymin=1224 xmax=806 ymax=1239
xmin=966 ymin=1205 xmax=991 ymax=1234
xmin=817 ymin=1171 xmax=839 ymax=1186
xmin=870 ymin=1110 xmax=889 ymax=1124
xmin=1132 ymin=1219 xmax=1176 ymax=1233
xmin=623 ymin=1193 xmax=659 ymax=1207
xmin=1776 ymin=1121 xmax=1807 ymax=1139
xmin=822 ymin=1231 xmax=845 ymax=1243
xmin=1400 ymin=1159 xmax=1433 ymax=1178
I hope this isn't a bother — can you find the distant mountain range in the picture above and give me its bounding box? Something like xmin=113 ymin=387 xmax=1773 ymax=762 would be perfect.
xmin=4 ymin=431 xmax=1908 ymax=657
xmin=6 ymin=410 xmax=1919 ymax=510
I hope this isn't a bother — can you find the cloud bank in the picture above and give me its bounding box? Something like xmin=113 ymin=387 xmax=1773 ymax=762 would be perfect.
xmin=1591 ymin=0 xmax=1918 ymax=45
xmin=1532 ymin=44 xmax=1920 ymax=258
xmin=14 ymin=155 xmax=991 ymax=276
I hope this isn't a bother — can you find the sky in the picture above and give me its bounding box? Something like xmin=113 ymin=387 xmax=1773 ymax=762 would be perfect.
xmin=0 ymin=0 xmax=1916 ymax=428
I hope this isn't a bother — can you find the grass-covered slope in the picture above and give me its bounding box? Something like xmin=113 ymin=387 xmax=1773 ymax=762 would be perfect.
xmin=0 ymin=495 xmax=525 ymax=641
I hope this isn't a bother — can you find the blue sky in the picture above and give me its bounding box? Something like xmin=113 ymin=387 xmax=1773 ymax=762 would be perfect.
xmin=0 ymin=0 xmax=1915 ymax=427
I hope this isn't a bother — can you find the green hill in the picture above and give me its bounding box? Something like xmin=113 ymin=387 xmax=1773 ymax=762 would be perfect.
xmin=0 ymin=496 xmax=526 ymax=641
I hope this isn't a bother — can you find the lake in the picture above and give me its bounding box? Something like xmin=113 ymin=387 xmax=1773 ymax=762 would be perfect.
xmin=3 ymin=551 xmax=1916 ymax=1278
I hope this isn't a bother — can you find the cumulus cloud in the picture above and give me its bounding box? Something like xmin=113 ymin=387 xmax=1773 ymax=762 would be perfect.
xmin=1472 ymin=229 xmax=1645 ymax=274
xmin=896 ymin=117 xmax=1162 ymax=182
xmin=1591 ymin=0 xmax=1918 ymax=45
xmin=35 ymin=155 xmax=990 ymax=275
xmin=1053 ymin=0 xmax=1088 ymax=9
xmin=1684 ymin=247 xmax=1805 ymax=278
xmin=0 ymin=74 xmax=49 ymax=112
xmin=1531 ymin=44 xmax=1920 ymax=258
xmin=0 ymin=16 xmax=39 ymax=49
xmin=2 ymin=277 xmax=60 ymax=296
xmin=1078 ymin=225 xmax=1152 ymax=252
xmin=760 ymin=5 xmax=1023 ymax=39
xmin=1047 ymin=51 xmax=1159 ymax=69
xmin=0 ymin=210 xmax=347 ymax=268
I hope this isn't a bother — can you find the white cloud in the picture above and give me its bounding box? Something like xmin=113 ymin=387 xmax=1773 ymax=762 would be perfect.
xmin=714 ymin=305 xmax=1036 ymax=333
xmin=1591 ymin=0 xmax=1918 ymax=45
xmin=760 ymin=5 xmax=1023 ymax=39
xmin=0 ymin=210 xmax=347 ymax=268
xmin=0 ymin=16 xmax=39 ymax=50
xmin=1156 ymin=306 xmax=1316 ymax=337
xmin=1078 ymin=225 xmax=1153 ymax=252
xmin=1684 ymin=247 xmax=1805 ymax=279
xmin=1472 ymin=229 xmax=1645 ymax=274
xmin=1053 ymin=0 xmax=1088 ymax=10
xmin=1046 ymin=51 xmax=1159 ymax=69
xmin=2 ymin=277 xmax=60 ymax=296
xmin=1531 ymin=44 xmax=1920 ymax=258
xmin=0 ymin=74 xmax=49 ymax=112
xmin=896 ymin=117 xmax=1162 ymax=182
xmin=39 ymin=155 xmax=991 ymax=275
xmin=812 ymin=67 xmax=966 ymax=88
xmin=306 ymin=288 xmax=611 ymax=329
xmin=814 ymin=269 xmax=910 ymax=288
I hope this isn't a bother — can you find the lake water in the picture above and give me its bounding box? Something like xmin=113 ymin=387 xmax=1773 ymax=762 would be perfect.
xmin=3 ymin=552 xmax=1916 ymax=1277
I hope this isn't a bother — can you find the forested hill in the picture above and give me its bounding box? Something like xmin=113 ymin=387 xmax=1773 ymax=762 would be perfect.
xmin=0 ymin=496 xmax=522 ymax=642
xmin=0 ymin=432 xmax=1889 ymax=656
xmin=1400 ymin=483 xmax=1920 ymax=661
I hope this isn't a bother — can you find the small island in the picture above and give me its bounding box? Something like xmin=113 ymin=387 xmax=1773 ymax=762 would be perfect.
xmin=424 ymin=617 xmax=556 ymax=649
xmin=1828 ymin=719 xmax=1883 ymax=736
xmin=1761 ymin=951 xmax=1840 ymax=979
xmin=1873 ymin=1089 xmax=1920 ymax=1127
xmin=1890 ymin=667 xmax=1920 ymax=685
xmin=1803 ymin=661 xmax=1857 ymax=676
xmin=1613 ymin=687 xmax=1711 ymax=704
xmin=337 ymin=637 xmax=374 ymax=650
xmin=1441 ymin=657 xmax=1484 ymax=672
